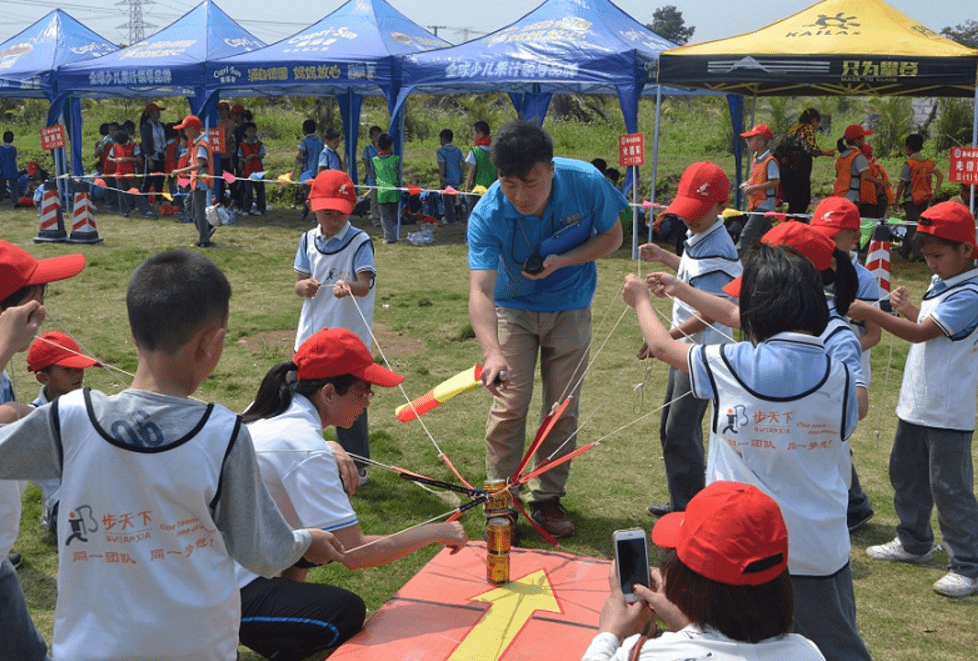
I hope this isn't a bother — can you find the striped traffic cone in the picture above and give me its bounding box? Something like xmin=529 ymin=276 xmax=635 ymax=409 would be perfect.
xmin=865 ymin=220 xmax=892 ymax=313
xmin=68 ymin=192 xmax=104 ymax=244
xmin=34 ymin=187 xmax=67 ymax=243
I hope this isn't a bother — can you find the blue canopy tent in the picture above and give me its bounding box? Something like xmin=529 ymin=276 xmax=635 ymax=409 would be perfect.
xmin=55 ymin=1 xmax=267 ymax=177
xmin=390 ymin=0 xmax=738 ymax=253
xmin=0 ymin=9 xmax=117 ymax=202
xmin=208 ymin=0 xmax=449 ymax=183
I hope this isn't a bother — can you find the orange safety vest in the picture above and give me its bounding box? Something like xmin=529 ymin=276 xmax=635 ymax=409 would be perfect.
xmin=239 ymin=140 xmax=264 ymax=177
xmin=833 ymin=149 xmax=861 ymax=199
xmin=749 ymin=153 xmax=778 ymax=210
xmin=188 ymin=136 xmax=212 ymax=190
xmin=905 ymin=157 xmax=935 ymax=205
xmin=164 ymin=139 xmax=179 ymax=174
xmin=111 ymin=142 xmax=137 ymax=179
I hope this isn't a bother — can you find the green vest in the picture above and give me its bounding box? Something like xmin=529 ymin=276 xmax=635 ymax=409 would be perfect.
xmin=372 ymin=154 xmax=400 ymax=204
xmin=473 ymin=147 xmax=496 ymax=188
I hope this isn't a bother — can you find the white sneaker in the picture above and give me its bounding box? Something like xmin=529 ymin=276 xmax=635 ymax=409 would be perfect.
xmin=933 ymin=572 xmax=978 ymax=597
xmin=866 ymin=537 xmax=933 ymax=563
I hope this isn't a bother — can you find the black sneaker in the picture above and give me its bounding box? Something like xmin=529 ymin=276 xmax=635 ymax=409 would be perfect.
xmin=647 ymin=502 xmax=675 ymax=517
xmin=8 ymin=551 xmax=23 ymax=570
xmin=847 ymin=509 xmax=875 ymax=533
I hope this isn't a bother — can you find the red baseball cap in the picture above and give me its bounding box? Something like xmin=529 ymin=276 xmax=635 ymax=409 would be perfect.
xmin=230 ymin=104 xmax=246 ymax=115
xmin=295 ymin=328 xmax=403 ymax=387
xmin=809 ymin=197 xmax=860 ymax=238
xmin=174 ymin=115 xmax=203 ymax=132
xmin=652 ymin=481 xmax=788 ymax=586
xmin=844 ymin=124 xmax=874 ymax=141
xmin=724 ymin=221 xmax=835 ymax=296
xmin=27 ymin=331 xmax=100 ymax=372
xmin=739 ymin=124 xmax=774 ymax=141
xmin=0 ymin=241 xmax=85 ymax=302
xmin=660 ymin=162 xmax=730 ymax=223
xmin=218 ymin=101 xmax=230 ymax=110
xmin=143 ymin=102 xmax=164 ymax=113
xmin=860 ymin=144 xmax=873 ymax=158
xmin=308 ymin=170 xmax=357 ymax=214
xmin=917 ymin=201 xmax=977 ymax=251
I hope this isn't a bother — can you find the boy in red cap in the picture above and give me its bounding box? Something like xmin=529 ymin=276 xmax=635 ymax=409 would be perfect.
xmin=638 ymin=161 xmax=741 ymax=518
xmin=737 ymin=124 xmax=780 ymax=257
xmin=294 ymin=169 xmax=377 ymax=484
xmin=848 ymin=201 xmax=978 ymax=597
xmin=27 ymin=331 xmax=101 ymax=535
xmin=0 ymin=240 xmax=84 ymax=661
xmin=171 ymin=114 xmax=215 ymax=248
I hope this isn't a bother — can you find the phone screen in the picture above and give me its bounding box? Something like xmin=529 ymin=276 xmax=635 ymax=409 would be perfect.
xmin=616 ymin=535 xmax=650 ymax=597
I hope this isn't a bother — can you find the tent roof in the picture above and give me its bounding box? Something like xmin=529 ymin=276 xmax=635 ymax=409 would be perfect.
xmin=659 ymin=0 xmax=978 ymax=96
xmin=210 ymin=0 xmax=449 ymax=99
xmin=57 ymin=1 xmax=266 ymax=98
xmin=396 ymin=0 xmax=677 ymax=97
xmin=0 ymin=9 xmax=116 ymax=99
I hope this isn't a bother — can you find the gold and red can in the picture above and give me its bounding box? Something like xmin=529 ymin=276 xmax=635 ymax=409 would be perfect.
xmin=487 ymin=551 xmax=510 ymax=584
xmin=484 ymin=479 xmax=510 ymax=518
xmin=486 ymin=517 xmax=512 ymax=554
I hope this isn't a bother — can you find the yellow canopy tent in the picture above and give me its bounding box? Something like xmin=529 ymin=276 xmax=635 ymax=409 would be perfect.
xmin=658 ymin=0 xmax=978 ymax=97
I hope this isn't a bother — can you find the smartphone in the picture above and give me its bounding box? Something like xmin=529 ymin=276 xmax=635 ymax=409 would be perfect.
xmin=613 ymin=528 xmax=651 ymax=603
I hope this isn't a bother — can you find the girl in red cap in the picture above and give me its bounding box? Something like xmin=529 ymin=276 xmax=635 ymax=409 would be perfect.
xmin=236 ymin=327 xmax=467 ymax=661
xmin=584 ymin=482 xmax=825 ymax=661
xmin=833 ymin=125 xmax=884 ymax=205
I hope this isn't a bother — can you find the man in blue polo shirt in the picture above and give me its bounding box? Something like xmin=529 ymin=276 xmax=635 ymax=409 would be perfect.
xmin=467 ymin=122 xmax=626 ymax=539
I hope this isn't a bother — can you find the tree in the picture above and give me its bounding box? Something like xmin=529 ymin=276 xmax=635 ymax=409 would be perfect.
xmin=941 ymin=20 xmax=978 ymax=49
xmin=647 ymin=5 xmax=695 ymax=45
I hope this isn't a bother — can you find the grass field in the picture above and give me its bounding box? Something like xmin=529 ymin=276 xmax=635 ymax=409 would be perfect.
xmin=2 ymin=95 xmax=977 ymax=660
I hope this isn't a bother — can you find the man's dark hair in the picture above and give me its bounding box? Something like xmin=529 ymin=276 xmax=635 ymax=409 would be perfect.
xmin=661 ymin=549 xmax=794 ymax=643
xmin=439 ymin=129 xmax=454 ymax=142
xmin=2 ymin=131 xmax=12 ymax=144
xmin=905 ymin=133 xmax=924 ymax=152
xmin=376 ymin=133 xmax=393 ymax=151
xmin=490 ymin=122 xmax=554 ymax=179
xmin=472 ymin=121 xmax=490 ymax=136
xmin=302 ymin=119 xmax=317 ymax=135
xmin=740 ymin=244 xmax=828 ymax=343
xmin=324 ymin=128 xmax=341 ymax=141
xmin=127 ymin=250 xmax=231 ymax=354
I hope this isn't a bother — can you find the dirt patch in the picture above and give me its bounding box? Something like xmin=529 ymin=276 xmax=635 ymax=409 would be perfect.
xmin=235 ymin=322 xmax=424 ymax=359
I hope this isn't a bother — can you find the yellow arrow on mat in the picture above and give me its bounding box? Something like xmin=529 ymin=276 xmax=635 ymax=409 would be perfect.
xmin=447 ymin=569 xmax=561 ymax=661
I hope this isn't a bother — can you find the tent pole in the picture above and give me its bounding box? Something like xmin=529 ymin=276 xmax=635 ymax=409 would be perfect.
xmin=648 ymin=86 xmax=663 ymax=252
xmin=971 ymin=85 xmax=977 ymax=216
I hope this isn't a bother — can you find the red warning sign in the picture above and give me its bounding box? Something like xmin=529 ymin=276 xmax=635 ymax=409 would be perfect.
xmin=330 ymin=542 xmax=611 ymax=661
xmin=40 ymin=125 xmax=67 ymax=151
xmin=949 ymin=147 xmax=978 ymax=185
xmin=619 ymin=133 xmax=645 ymax=167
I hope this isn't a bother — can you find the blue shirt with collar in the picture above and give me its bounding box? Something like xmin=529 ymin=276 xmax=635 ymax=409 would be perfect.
xmin=467 ymin=157 xmax=627 ymax=312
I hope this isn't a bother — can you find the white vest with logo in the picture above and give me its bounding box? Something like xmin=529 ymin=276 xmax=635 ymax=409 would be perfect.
xmin=53 ymin=389 xmax=241 ymax=661
xmin=700 ymin=342 xmax=853 ymax=576
xmin=896 ymin=275 xmax=978 ymax=431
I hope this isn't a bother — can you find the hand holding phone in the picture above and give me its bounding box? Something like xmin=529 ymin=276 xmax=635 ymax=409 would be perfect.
xmin=613 ymin=528 xmax=651 ymax=603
